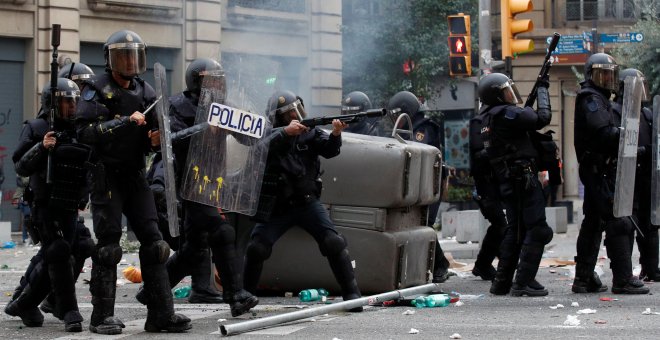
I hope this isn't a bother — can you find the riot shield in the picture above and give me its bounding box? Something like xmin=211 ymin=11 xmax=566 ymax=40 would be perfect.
xmin=613 ymin=76 xmax=643 ymax=217
xmin=154 ymin=63 xmax=180 ymax=237
xmin=179 ymin=71 xmax=271 ymax=215
xmin=651 ymin=95 xmax=660 ymax=225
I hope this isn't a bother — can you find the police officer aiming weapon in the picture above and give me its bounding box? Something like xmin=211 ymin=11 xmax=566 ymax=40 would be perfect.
xmin=525 ymin=32 xmax=560 ymax=108
xmin=300 ymin=108 xmax=395 ymax=128
xmin=46 ymin=24 xmax=61 ymax=184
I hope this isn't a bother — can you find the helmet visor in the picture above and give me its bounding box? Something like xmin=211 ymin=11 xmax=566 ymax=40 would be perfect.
xmin=640 ymin=76 xmax=650 ymax=101
xmin=341 ymin=105 xmax=361 ymax=115
xmin=108 ymin=43 xmax=147 ymax=77
xmin=497 ymin=79 xmax=522 ymax=104
xmin=591 ymin=64 xmax=619 ymax=92
xmin=271 ymin=99 xmax=306 ymax=122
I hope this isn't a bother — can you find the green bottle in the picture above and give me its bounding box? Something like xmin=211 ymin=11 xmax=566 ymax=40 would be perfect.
xmin=298 ymin=288 xmax=329 ymax=302
xmin=173 ymin=285 xmax=192 ymax=299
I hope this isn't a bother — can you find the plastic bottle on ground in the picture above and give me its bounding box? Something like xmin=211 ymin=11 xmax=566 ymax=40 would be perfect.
xmin=299 ymin=288 xmax=329 ymax=302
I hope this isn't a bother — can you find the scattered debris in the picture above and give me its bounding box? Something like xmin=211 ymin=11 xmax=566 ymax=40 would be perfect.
xmin=454 ymin=301 xmax=464 ymax=307
xmin=449 ymin=333 xmax=462 ymax=339
xmin=284 ymin=292 xmax=293 ymax=298
xmin=571 ymin=302 xmax=579 ymax=307
xmin=577 ymin=309 xmax=597 ymax=314
xmin=549 ymin=304 xmax=565 ymax=309
xmin=402 ymin=310 xmax=415 ymax=315
xmin=642 ymin=308 xmax=660 ymax=315
xmin=594 ymin=320 xmax=607 ymax=324
xmin=408 ymin=328 xmax=420 ymax=334
xmin=217 ymin=318 xmax=227 ymax=322
xmin=563 ymin=315 xmax=580 ymax=327
xmin=599 ymin=297 xmax=618 ymax=302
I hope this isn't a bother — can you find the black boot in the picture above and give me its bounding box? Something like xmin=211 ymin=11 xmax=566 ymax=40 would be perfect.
xmin=432 ymin=242 xmax=451 ymax=283
xmin=606 ymin=232 xmax=649 ymax=295
xmin=473 ymin=223 xmax=504 ymax=281
xmin=63 ymin=310 xmax=83 ymax=332
xmin=4 ymin=284 xmax=46 ymax=327
xmin=510 ymin=244 xmax=548 ymax=297
xmin=89 ymin=263 xmax=125 ymax=335
xmin=572 ymin=259 xmax=607 ymax=293
xmin=47 ymin=253 xmax=83 ymax=332
xmin=327 ymin=249 xmax=363 ymax=312
xmin=189 ymin=249 xmax=223 ymax=304
xmin=141 ymin=270 xmax=192 ymax=332
xmin=39 ymin=294 xmax=57 ymax=317
xmin=214 ymin=245 xmax=258 ymax=317
xmin=638 ymin=231 xmax=660 ymax=282
xmin=136 ymin=250 xmax=193 ymax=306
xmin=490 ymin=231 xmax=520 ymax=295
xmin=140 ymin=242 xmax=192 ymax=333
xmin=611 ymin=276 xmax=650 ymax=294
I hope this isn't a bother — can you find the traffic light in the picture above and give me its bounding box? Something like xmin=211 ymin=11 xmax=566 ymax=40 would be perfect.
xmin=447 ymin=13 xmax=471 ymax=77
xmin=500 ymin=0 xmax=534 ymax=57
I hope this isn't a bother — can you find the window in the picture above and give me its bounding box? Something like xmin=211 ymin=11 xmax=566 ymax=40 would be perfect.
xmin=566 ymin=0 xmax=598 ymax=21
xmin=566 ymin=0 xmax=637 ymax=21
xmin=227 ymin=0 xmax=306 ymax=14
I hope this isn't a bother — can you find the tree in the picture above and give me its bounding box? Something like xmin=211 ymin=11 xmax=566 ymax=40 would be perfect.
xmin=610 ymin=1 xmax=660 ymax=96
xmin=342 ymin=0 xmax=478 ymax=106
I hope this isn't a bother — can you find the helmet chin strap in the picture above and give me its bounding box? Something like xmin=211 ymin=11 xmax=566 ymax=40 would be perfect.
xmin=120 ymin=73 xmax=135 ymax=81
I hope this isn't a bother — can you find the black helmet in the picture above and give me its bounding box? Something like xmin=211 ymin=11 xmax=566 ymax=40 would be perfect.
xmin=103 ymin=30 xmax=147 ymax=78
xmin=342 ymin=91 xmax=372 ymax=115
xmin=58 ymin=62 xmax=95 ymax=87
xmin=40 ymin=78 xmax=80 ymax=119
xmin=266 ymin=90 xmax=306 ymax=127
xmin=387 ymin=91 xmax=420 ymax=116
xmin=618 ymin=68 xmax=649 ymax=102
xmin=478 ymin=73 xmax=522 ymax=105
xmin=585 ymin=53 xmax=618 ymax=93
xmin=185 ymin=58 xmax=224 ymax=95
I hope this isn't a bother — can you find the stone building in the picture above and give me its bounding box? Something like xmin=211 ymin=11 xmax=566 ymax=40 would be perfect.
xmin=0 ymin=0 xmax=342 ymax=229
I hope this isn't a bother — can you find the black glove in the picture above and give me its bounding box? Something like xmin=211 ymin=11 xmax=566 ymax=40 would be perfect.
xmin=637 ymin=146 xmax=647 ymax=158
xmin=538 ymin=75 xmax=550 ymax=89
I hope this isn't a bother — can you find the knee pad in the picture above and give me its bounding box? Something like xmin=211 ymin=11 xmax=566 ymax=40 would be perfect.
xmin=605 ymin=218 xmax=633 ymax=237
xmin=528 ymin=224 xmax=554 ymax=245
xmin=246 ymin=237 xmax=272 ymax=262
xmin=95 ymin=243 xmax=122 ymax=267
xmin=319 ymin=232 xmax=347 ymax=257
xmin=178 ymin=241 xmax=208 ymax=263
xmin=45 ymin=239 xmax=72 ymax=263
xmin=76 ymin=237 xmax=96 ymax=260
xmin=139 ymin=240 xmax=171 ymax=265
xmin=210 ymin=223 xmax=236 ymax=246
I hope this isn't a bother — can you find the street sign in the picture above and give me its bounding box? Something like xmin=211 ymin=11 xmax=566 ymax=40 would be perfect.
xmin=597 ymin=32 xmax=644 ymax=43
xmin=547 ymin=32 xmax=644 ymax=55
xmin=547 ymin=34 xmax=588 ymax=55
xmin=549 ymin=54 xmax=588 ymax=64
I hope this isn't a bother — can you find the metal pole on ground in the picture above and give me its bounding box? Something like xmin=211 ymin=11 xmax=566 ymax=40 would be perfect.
xmin=220 ymin=283 xmax=442 ymax=336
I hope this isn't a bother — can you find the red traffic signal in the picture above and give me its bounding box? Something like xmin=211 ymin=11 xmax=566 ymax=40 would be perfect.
xmin=449 ymin=36 xmax=468 ymax=55
xmin=447 ymin=13 xmax=471 ymax=77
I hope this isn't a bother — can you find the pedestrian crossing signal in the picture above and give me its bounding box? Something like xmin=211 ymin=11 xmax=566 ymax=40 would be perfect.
xmin=447 ymin=13 xmax=471 ymax=77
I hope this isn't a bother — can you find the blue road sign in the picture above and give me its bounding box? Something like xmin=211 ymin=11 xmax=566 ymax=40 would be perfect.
xmin=598 ymin=32 xmax=644 ymax=43
xmin=547 ymin=34 xmax=588 ymax=55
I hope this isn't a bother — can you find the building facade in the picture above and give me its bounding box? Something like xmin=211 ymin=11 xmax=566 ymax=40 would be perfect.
xmin=0 ymin=0 xmax=342 ymax=230
xmin=494 ymin=0 xmax=641 ymax=200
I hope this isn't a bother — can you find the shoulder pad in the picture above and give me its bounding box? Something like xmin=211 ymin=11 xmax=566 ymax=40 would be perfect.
xmin=82 ymin=87 xmax=97 ymax=101
xmin=503 ymin=106 xmax=520 ymax=120
xmin=585 ymin=96 xmax=600 ymax=113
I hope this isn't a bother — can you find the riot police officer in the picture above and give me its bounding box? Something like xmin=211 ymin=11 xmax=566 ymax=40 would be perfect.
xmin=342 ymin=91 xmax=379 ymax=135
xmin=245 ymin=90 xmax=363 ymax=311
xmin=614 ymin=68 xmax=660 ymax=282
xmin=469 ymin=111 xmax=507 ymax=280
xmin=139 ymin=58 xmax=259 ymax=315
xmin=6 ymin=78 xmax=87 ymax=331
xmin=387 ymin=91 xmax=451 ymax=283
xmin=478 ymin=73 xmax=554 ymax=297
xmin=75 ymin=30 xmax=191 ymax=334
xmin=8 ymin=63 xmax=97 ymax=319
xmin=573 ymin=53 xmax=648 ymax=294
xmin=58 ymin=62 xmax=95 ymax=88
